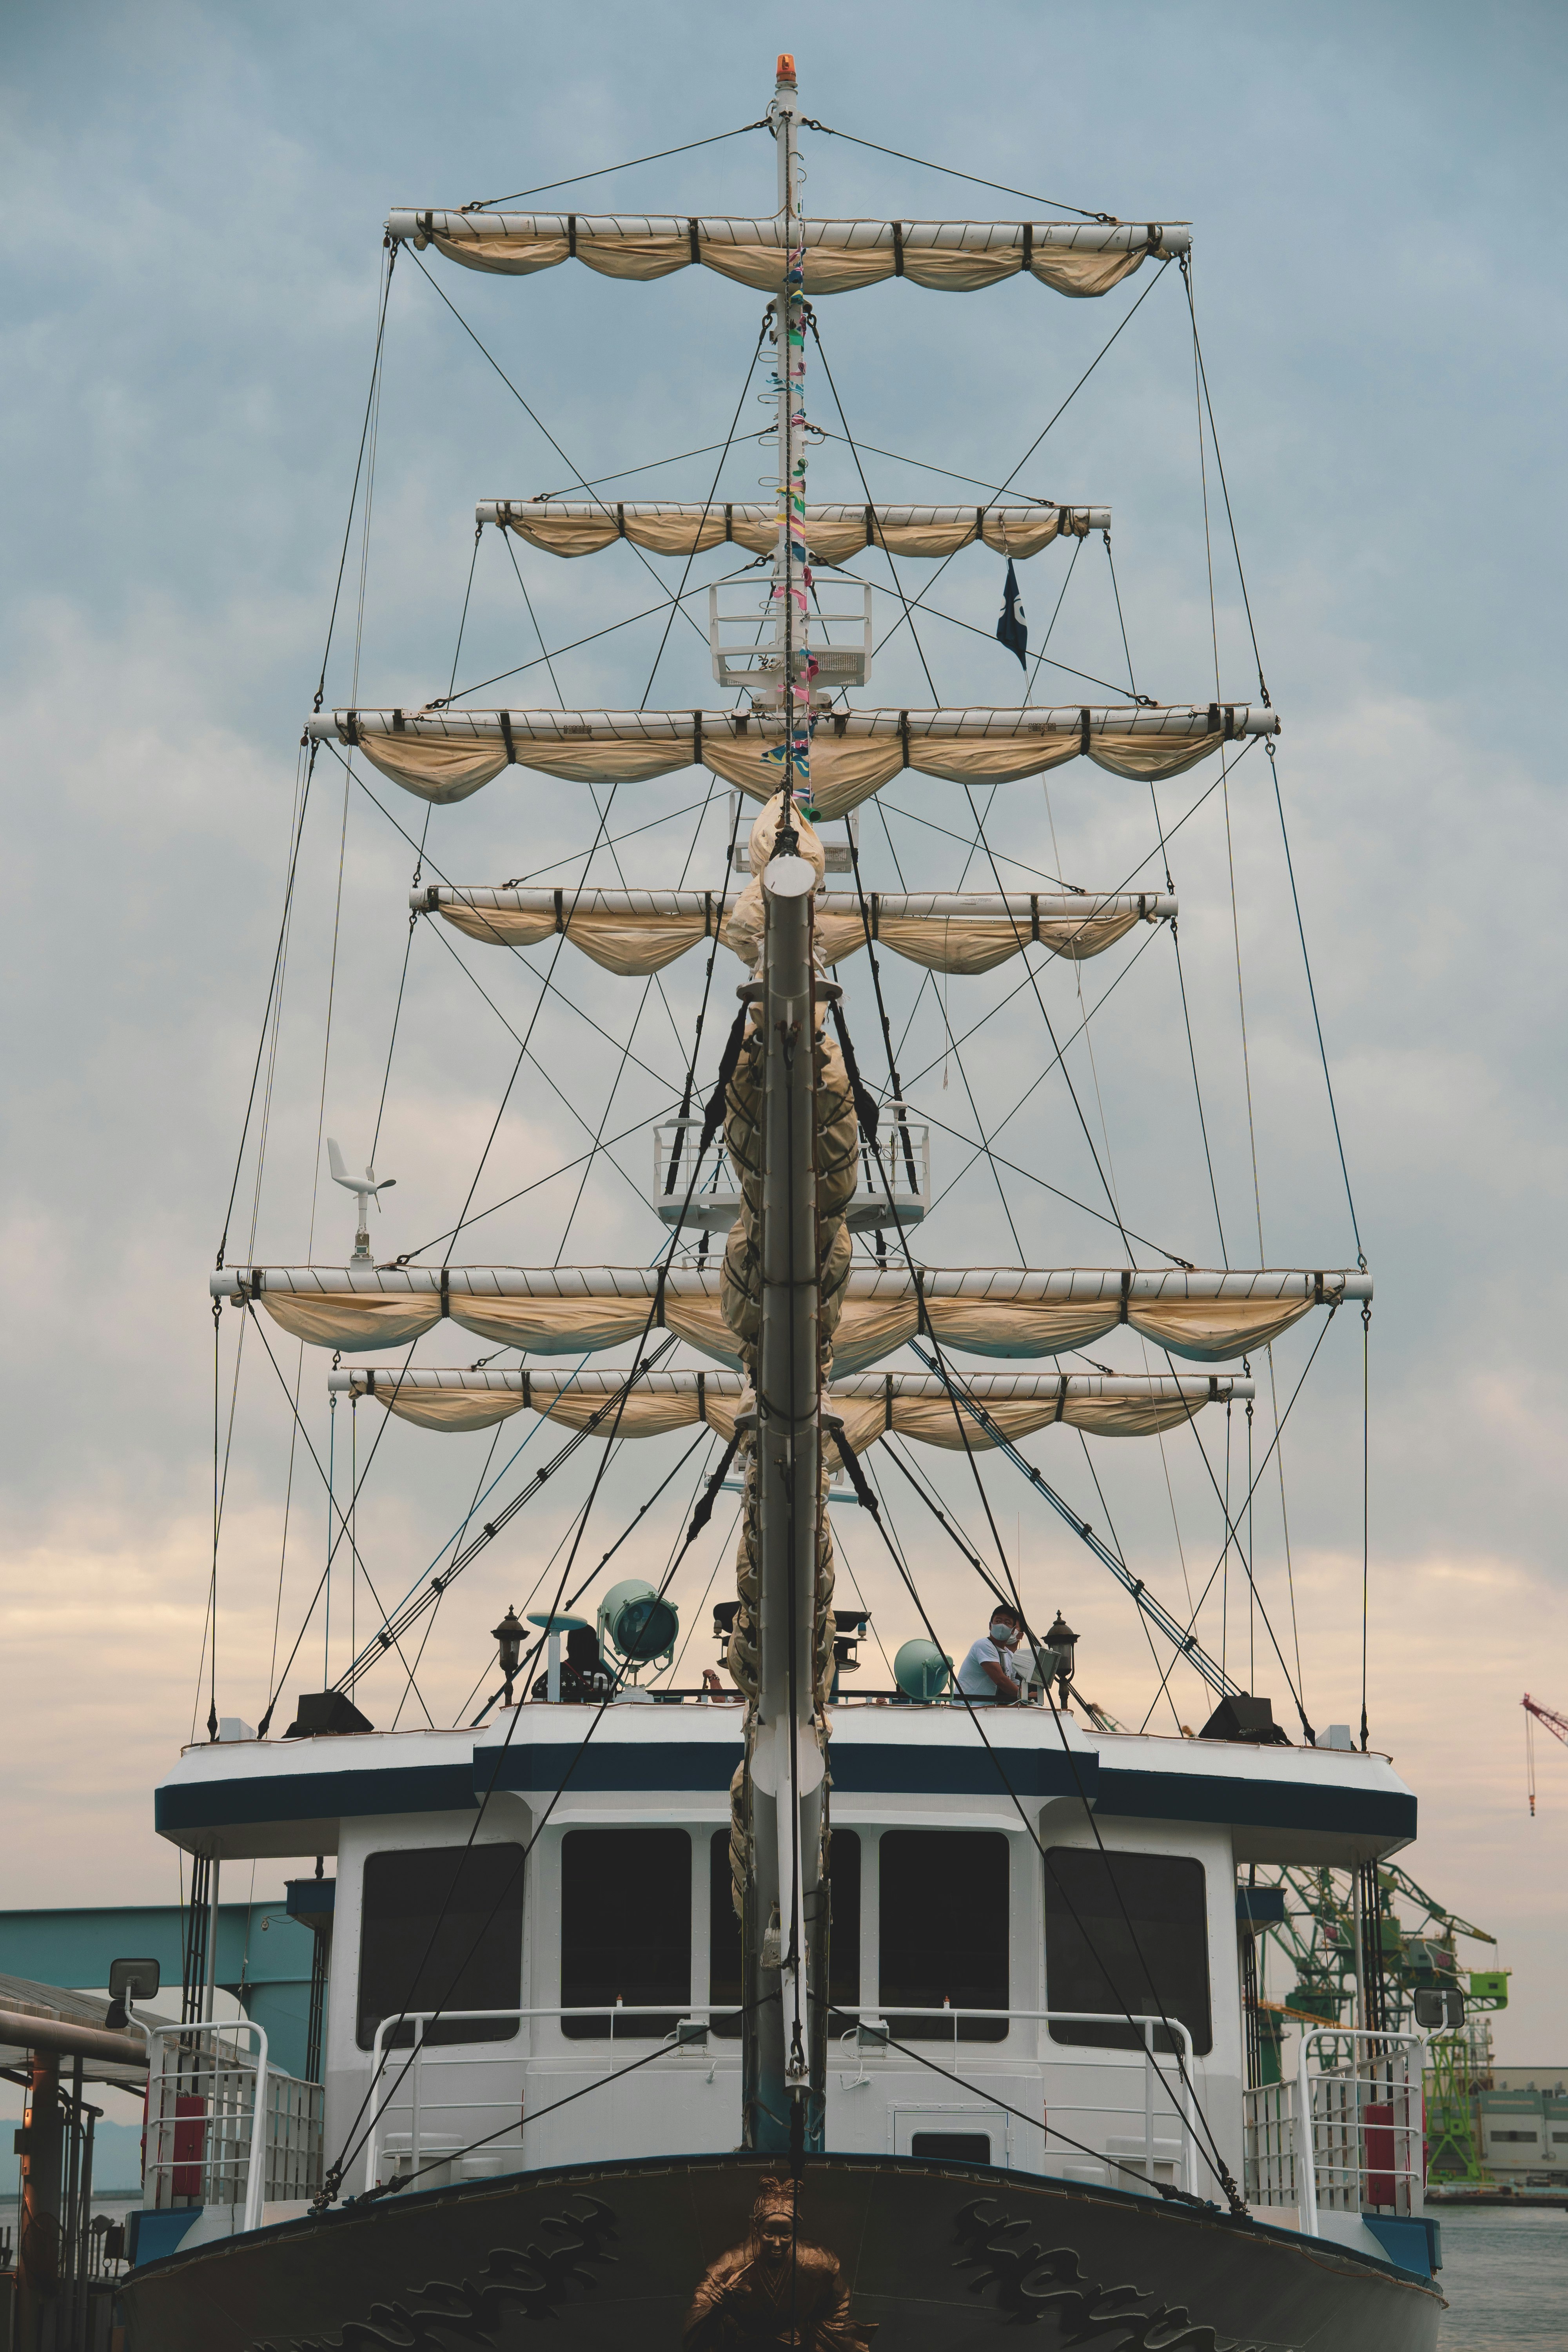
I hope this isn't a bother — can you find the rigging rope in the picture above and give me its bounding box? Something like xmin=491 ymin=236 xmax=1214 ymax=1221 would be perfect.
xmin=902 ymin=1345 xmax=1236 ymax=1703
xmin=443 ymin=557 xmax=762 ymax=705
xmin=796 ymin=118 xmax=1114 ymax=224
xmin=840 ymin=1443 xmax=1240 ymax=2207
xmin=405 ymin=249 xmax=711 ymax=652
xmin=1180 ymin=259 xmax=1269 ymax=709
xmin=463 ymin=120 xmax=771 ymax=212
xmin=813 ymin=429 xmax=1054 ymax=503
xmin=957 ymin=788 xmax=1135 ymax=1260
xmin=1269 ymin=741 xmax=1365 ymax=1265
xmin=641 ymin=322 xmax=769 ymax=706
xmin=247 ymin=1311 xmax=436 ymax=1733
xmin=209 ymin=247 xmax=398 ymax=1726
xmin=1136 ymin=1313 xmax=1338 ymax=1734
xmin=499 ymin=528 xmax=565 ymax=705
xmin=1181 ymin=255 xmax=1316 ymax=1723
xmin=314 ymin=245 xmax=397 ymax=714
xmin=323 ymin=1305 xmax=741 ymax=2200
xmin=859 ymin=261 xmax=1173 ymax=673
xmin=316 ymin=782 xmax=753 ymax=2203
xmin=1361 ymin=1299 xmax=1372 ymax=1751
xmin=1101 ymin=532 xmax=1141 ymax=702
xmin=336 ymin=744 xmax=682 ymax=1094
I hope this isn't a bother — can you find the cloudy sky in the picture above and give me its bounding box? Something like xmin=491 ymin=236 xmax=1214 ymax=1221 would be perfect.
xmin=4 ymin=0 xmax=1565 ymax=2060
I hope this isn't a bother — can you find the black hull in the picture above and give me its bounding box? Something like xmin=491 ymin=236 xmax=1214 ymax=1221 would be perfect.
xmin=119 ymin=2153 xmax=1442 ymax=2352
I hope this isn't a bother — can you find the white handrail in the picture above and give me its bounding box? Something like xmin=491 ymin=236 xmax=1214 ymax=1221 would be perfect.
xmin=836 ymin=2005 xmax=1195 ymax=2196
xmin=136 ymin=2014 xmax=271 ymax=2233
xmin=1299 ymin=2027 xmax=1425 ymax=2230
xmin=363 ymin=2003 xmax=711 ymax=2190
xmin=1250 ymin=2026 xmax=1426 ymax=2236
xmin=361 ymin=2001 xmax=1196 ymax=2196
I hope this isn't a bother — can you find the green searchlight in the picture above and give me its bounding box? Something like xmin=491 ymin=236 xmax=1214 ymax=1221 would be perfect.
xmin=893 ymin=1638 xmax=953 ymax=1702
xmin=598 ymin=1577 xmax=680 ymax=1677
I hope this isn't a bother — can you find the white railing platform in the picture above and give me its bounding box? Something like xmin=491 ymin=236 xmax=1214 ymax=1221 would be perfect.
xmin=1244 ymin=2029 xmax=1425 ymax=2237
xmin=655 ymin=1116 xmax=929 ymax=1234
xmin=135 ymin=2014 xmax=323 ymax=2231
xmin=363 ymin=2002 xmax=1195 ymax=2198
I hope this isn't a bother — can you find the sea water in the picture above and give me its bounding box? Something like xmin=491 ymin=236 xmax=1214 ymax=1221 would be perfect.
xmin=1437 ymin=2208 xmax=1568 ymax=2348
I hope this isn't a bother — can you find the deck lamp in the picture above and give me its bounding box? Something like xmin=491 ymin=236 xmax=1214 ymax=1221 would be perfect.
xmin=492 ymin=1607 xmax=526 ymax=1708
xmin=1040 ymin=1612 xmax=1078 ymax=1708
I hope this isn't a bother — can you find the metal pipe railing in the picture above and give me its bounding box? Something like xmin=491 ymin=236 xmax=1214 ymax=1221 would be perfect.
xmin=1243 ymin=2027 xmax=1425 ymax=2234
xmin=363 ymin=2004 xmax=719 ymax=2189
xmin=136 ymin=2016 xmax=272 ymax=2234
xmin=362 ymin=2002 xmax=1196 ymax=2195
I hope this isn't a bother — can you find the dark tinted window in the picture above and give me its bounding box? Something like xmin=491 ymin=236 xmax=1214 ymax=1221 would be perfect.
xmin=1044 ymin=1847 xmax=1211 ymax=2056
xmin=356 ymin=1843 xmax=523 ymax=2050
xmin=561 ymin=1829 xmax=690 ymax=2039
xmin=880 ymin=1831 xmax=1008 ymax=2042
xmin=911 ymin=2131 xmax=992 ymax=2163
xmin=709 ymin=1829 xmax=859 ymax=2039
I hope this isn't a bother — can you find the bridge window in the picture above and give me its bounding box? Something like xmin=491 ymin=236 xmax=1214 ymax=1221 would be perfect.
xmin=1044 ymin=1847 xmax=1212 ymax=2056
xmin=356 ymin=1842 xmax=523 ymax=2050
xmin=561 ymin=1828 xmax=690 ymax=2038
xmin=880 ymin=1831 xmax=1009 ymax=2042
xmin=708 ymin=1829 xmax=859 ymax=2038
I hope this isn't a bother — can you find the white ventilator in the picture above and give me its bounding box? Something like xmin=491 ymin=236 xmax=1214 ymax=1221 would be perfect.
xmin=327 ymin=1138 xmax=396 ymax=1263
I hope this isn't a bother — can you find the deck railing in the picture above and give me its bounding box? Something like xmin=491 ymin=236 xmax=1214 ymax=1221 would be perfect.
xmin=137 ymin=2016 xmax=323 ymax=2226
xmin=1243 ymin=2028 xmax=1424 ymax=2233
xmin=363 ymin=2002 xmax=1195 ymax=2196
xmin=654 ymin=1116 xmax=929 ymax=1234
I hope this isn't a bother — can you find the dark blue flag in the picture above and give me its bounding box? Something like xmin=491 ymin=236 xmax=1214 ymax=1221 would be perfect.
xmin=996 ymin=559 xmax=1027 ymax=668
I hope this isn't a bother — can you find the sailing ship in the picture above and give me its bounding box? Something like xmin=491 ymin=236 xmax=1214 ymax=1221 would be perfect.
xmin=116 ymin=59 xmax=1444 ymax=2351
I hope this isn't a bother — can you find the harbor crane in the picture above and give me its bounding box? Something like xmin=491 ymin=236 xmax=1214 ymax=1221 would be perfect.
xmin=1523 ymin=1691 xmax=1568 ymax=1815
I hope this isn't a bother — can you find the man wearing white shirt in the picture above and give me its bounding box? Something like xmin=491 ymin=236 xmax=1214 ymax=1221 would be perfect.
xmin=955 ymin=1604 xmax=1025 ymax=1704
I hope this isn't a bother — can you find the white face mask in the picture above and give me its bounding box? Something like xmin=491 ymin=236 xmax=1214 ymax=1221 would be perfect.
xmin=989 ymin=1622 xmax=1014 ymax=1648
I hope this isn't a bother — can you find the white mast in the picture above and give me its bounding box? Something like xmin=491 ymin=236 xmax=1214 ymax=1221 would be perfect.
xmin=742 ymin=49 xmax=826 ymax=2162
xmin=770 ymin=53 xmax=808 ymax=759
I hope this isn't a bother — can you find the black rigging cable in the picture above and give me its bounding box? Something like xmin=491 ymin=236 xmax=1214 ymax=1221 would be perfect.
xmin=215 ymin=744 xmax=318 ymax=1266
xmin=246 ymin=1310 xmax=437 ymax=1732
xmin=861 ymin=261 xmax=1174 ymax=671
xmin=329 ymin=1348 xmax=679 ymax=1699
xmin=835 ymin=1440 xmax=1239 ymax=2205
xmin=915 ymin=928 xmax=1161 ymax=1207
xmin=324 ymin=1334 xmax=742 ymax=2203
xmin=316 ymin=787 xmax=752 ymax=2205
xmin=796 ymin=120 xmax=1116 ymax=224
xmin=1269 ymin=742 xmax=1365 ymax=1265
xmin=827 ymin=878 xmax=1238 ymax=2203
xmin=1361 ymin=1299 xmax=1372 ymax=1751
xmin=813 ymin=429 xmax=1054 ymax=502
xmin=641 ymin=321 xmax=769 ymax=706
xmin=1135 ymin=1311 xmax=1338 ymax=1734
xmin=463 ymin=121 xmax=771 ymax=212
xmin=958 ymin=788 xmax=1135 ymax=1259
xmin=314 ymin=245 xmax=398 ymax=715
xmin=405 ymin=249 xmax=711 ymax=652
xmin=442 ymin=557 xmax=762 ymax=705
xmin=330 ymin=743 xmax=683 ymax=1095
xmin=1180 ymin=260 xmax=1269 ymax=710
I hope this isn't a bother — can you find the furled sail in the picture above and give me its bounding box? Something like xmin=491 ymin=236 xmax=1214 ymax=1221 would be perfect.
xmin=218 ymin=1266 xmax=1370 ymax=1371
xmin=479 ymin=501 xmax=1108 ymax=563
xmin=326 ymin=1365 xmax=1250 ymax=1444
xmin=387 ymin=212 xmax=1189 ymax=298
xmin=308 ymin=704 xmax=1279 ymax=815
xmin=414 ymin=885 xmax=1174 ymax=976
